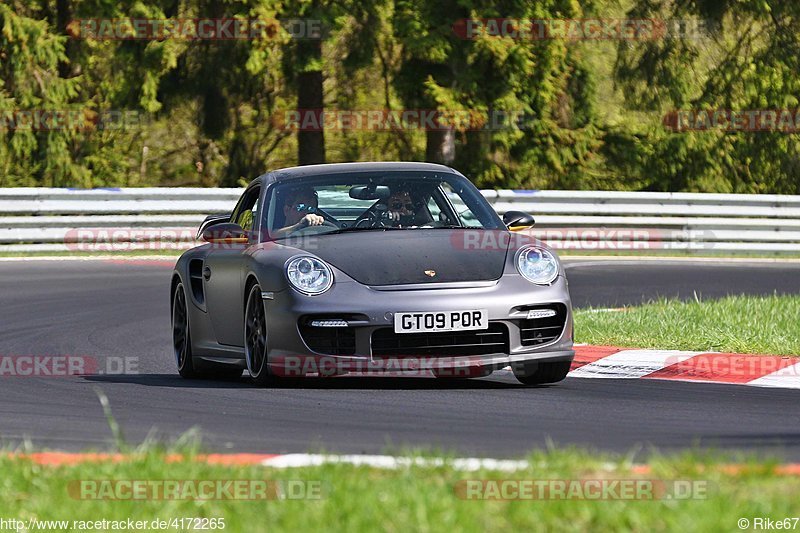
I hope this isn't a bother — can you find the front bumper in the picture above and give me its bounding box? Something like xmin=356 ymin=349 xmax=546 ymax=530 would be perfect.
xmin=264 ymin=273 xmax=574 ymax=376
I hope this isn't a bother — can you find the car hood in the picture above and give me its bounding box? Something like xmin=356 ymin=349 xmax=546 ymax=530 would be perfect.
xmin=293 ymin=229 xmax=511 ymax=286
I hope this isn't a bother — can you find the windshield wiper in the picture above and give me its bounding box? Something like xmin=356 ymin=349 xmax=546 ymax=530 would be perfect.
xmin=321 ymin=226 xmax=404 ymax=235
xmin=427 ymin=224 xmax=468 ymax=229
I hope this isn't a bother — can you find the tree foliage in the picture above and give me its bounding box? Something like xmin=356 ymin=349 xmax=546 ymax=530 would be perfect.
xmin=0 ymin=0 xmax=797 ymax=192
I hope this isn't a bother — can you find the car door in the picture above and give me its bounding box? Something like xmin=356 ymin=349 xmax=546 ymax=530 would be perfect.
xmin=203 ymin=183 xmax=262 ymax=347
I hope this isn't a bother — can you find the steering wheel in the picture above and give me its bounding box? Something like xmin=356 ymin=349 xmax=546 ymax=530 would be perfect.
xmin=289 ymin=220 xmax=340 ymax=237
xmin=313 ymin=207 xmax=342 ymax=228
xmin=355 ymin=207 xmax=394 ymax=229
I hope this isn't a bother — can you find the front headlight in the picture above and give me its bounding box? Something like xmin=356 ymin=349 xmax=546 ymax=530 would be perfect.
xmin=515 ymin=246 xmax=559 ymax=285
xmin=286 ymin=256 xmax=333 ymax=295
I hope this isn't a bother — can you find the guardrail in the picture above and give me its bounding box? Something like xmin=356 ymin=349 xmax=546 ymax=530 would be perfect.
xmin=1 ymin=188 xmax=798 ymax=254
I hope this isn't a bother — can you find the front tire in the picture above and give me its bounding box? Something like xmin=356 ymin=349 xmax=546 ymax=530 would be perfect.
xmin=172 ymin=282 xmax=199 ymax=379
xmin=513 ymin=360 xmax=571 ymax=385
xmin=244 ymin=283 xmax=271 ymax=386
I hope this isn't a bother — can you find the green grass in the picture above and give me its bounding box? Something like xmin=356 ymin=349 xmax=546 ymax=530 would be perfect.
xmin=1 ymin=447 xmax=798 ymax=532
xmin=557 ymin=250 xmax=800 ymax=260
xmin=576 ymin=294 xmax=800 ymax=356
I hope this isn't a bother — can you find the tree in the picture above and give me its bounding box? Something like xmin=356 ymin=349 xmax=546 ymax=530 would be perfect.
xmin=281 ymin=0 xmax=383 ymax=165
xmin=613 ymin=0 xmax=800 ymax=193
xmin=393 ymin=0 xmax=601 ymax=188
xmin=0 ymin=4 xmax=81 ymax=186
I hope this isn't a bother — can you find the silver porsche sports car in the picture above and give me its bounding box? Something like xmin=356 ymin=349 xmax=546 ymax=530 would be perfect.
xmin=171 ymin=162 xmax=574 ymax=385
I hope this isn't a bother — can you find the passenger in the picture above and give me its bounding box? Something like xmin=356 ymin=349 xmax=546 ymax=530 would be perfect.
xmin=385 ymin=188 xmax=418 ymax=226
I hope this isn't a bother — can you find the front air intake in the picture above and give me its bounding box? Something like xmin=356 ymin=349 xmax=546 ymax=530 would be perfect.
xmin=371 ymin=323 xmax=509 ymax=357
xmin=518 ymin=304 xmax=567 ymax=347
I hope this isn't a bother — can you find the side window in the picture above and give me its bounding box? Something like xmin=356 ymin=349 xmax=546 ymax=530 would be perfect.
xmin=427 ymin=196 xmax=443 ymax=221
xmin=439 ymin=182 xmax=482 ymax=227
xmin=232 ymin=187 xmax=261 ymax=234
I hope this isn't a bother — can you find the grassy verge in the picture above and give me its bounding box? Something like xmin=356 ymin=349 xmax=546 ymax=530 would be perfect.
xmin=558 ymin=249 xmax=800 ymax=260
xmin=1 ymin=448 xmax=798 ymax=532
xmin=575 ymin=294 xmax=800 ymax=356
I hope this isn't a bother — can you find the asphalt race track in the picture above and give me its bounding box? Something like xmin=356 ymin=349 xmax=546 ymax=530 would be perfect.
xmin=1 ymin=258 xmax=799 ymax=459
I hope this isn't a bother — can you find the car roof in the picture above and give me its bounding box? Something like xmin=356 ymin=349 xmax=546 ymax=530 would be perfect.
xmin=254 ymin=161 xmax=459 ymax=187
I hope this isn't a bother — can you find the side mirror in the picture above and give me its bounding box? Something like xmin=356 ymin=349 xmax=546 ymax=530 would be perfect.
xmin=503 ymin=211 xmax=535 ymax=230
xmin=201 ymin=223 xmax=249 ymax=244
xmin=196 ymin=213 xmax=231 ymax=240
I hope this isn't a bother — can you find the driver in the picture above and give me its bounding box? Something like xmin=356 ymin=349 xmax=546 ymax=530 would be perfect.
xmin=272 ymin=186 xmax=324 ymax=238
xmin=386 ymin=188 xmax=418 ymax=227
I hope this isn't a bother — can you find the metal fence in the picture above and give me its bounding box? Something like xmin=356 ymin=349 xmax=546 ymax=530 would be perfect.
xmin=1 ymin=188 xmax=799 ymax=253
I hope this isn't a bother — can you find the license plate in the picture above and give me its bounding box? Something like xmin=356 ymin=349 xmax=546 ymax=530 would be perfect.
xmin=393 ymin=310 xmax=489 ymax=334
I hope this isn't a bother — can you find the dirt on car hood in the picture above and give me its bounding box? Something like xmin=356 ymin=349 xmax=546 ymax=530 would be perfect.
xmin=293 ymin=229 xmax=512 ymax=286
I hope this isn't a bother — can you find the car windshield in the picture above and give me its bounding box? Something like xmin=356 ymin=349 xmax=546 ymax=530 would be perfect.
xmin=264 ymin=171 xmax=503 ymax=240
